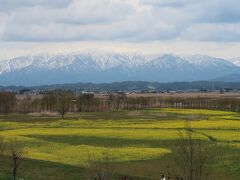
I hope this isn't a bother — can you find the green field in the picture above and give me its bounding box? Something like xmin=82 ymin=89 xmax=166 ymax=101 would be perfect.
xmin=0 ymin=108 xmax=239 ymax=179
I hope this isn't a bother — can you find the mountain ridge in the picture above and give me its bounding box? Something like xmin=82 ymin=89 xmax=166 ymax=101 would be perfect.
xmin=0 ymin=52 xmax=239 ymax=86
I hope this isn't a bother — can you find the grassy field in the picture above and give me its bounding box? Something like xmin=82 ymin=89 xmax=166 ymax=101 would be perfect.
xmin=0 ymin=108 xmax=239 ymax=179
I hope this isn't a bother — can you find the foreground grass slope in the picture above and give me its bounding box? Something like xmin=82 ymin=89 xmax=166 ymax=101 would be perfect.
xmin=0 ymin=108 xmax=239 ymax=179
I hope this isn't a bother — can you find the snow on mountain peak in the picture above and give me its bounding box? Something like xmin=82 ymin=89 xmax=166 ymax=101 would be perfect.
xmin=181 ymin=54 xmax=235 ymax=68
xmin=0 ymin=52 xmax=239 ymax=86
xmin=0 ymin=52 xmax=238 ymax=72
xmin=228 ymin=57 xmax=240 ymax=67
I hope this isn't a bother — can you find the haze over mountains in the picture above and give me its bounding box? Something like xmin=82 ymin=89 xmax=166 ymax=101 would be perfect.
xmin=0 ymin=52 xmax=239 ymax=86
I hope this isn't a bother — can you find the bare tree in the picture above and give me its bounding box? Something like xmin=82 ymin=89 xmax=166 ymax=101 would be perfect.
xmin=56 ymin=91 xmax=73 ymax=118
xmin=0 ymin=136 xmax=7 ymax=177
xmin=87 ymin=151 xmax=115 ymax=180
xmin=0 ymin=136 xmax=7 ymax=174
xmin=9 ymin=138 xmax=26 ymax=180
xmin=41 ymin=91 xmax=57 ymax=112
xmin=109 ymin=93 xmax=126 ymax=111
xmin=176 ymin=120 xmax=211 ymax=180
xmin=76 ymin=93 xmax=99 ymax=112
xmin=0 ymin=136 xmax=7 ymax=158
xmin=0 ymin=92 xmax=16 ymax=114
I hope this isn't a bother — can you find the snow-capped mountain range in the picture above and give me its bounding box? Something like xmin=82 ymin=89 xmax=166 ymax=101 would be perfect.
xmin=229 ymin=57 xmax=240 ymax=67
xmin=0 ymin=52 xmax=239 ymax=86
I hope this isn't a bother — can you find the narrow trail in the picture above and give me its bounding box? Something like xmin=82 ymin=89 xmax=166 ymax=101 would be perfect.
xmin=195 ymin=131 xmax=217 ymax=142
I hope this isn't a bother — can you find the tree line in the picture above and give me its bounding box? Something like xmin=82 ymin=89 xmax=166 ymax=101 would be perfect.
xmin=0 ymin=91 xmax=240 ymax=116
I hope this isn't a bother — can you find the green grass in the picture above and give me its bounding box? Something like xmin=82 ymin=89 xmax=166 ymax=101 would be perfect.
xmin=0 ymin=108 xmax=239 ymax=179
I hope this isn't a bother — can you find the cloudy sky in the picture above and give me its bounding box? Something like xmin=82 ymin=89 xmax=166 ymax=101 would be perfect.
xmin=0 ymin=0 xmax=240 ymax=59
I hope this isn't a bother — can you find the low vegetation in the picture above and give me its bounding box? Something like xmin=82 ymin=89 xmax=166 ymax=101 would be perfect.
xmin=0 ymin=108 xmax=238 ymax=179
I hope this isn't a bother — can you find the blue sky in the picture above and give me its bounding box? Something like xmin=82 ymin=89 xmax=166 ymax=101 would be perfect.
xmin=0 ymin=0 xmax=240 ymax=59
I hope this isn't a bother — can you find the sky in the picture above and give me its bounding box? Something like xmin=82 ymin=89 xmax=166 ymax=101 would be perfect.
xmin=0 ymin=0 xmax=240 ymax=59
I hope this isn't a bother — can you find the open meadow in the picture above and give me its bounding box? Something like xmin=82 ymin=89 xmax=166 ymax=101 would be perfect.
xmin=0 ymin=108 xmax=239 ymax=179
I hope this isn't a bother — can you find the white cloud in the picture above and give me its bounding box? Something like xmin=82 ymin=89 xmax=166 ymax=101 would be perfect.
xmin=0 ymin=0 xmax=72 ymax=11
xmin=181 ymin=23 xmax=240 ymax=42
xmin=0 ymin=0 xmax=239 ymax=58
xmin=3 ymin=0 xmax=134 ymax=25
xmin=1 ymin=41 xmax=240 ymax=60
xmin=139 ymin=0 xmax=196 ymax=7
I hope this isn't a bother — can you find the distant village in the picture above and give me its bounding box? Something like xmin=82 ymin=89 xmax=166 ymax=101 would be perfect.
xmin=6 ymin=87 xmax=240 ymax=97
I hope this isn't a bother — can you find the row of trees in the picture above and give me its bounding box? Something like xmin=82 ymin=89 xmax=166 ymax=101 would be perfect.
xmin=0 ymin=91 xmax=152 ymax=117
xmin=0 ymin=92 xmax=16 ymax=114
xmin=156 ymin=97 xmax=240 ymax=112
xmin=0 ymin=92 xmax=240 ymax=116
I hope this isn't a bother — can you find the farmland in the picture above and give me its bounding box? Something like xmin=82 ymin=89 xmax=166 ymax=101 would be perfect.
xmin=0 ymin=108 xmax=239 ymax=179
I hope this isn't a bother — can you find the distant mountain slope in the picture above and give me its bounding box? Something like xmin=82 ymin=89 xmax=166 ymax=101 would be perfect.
xmin=228 ymin=57 xmax=240 ymax=67
xmin=1 ymin=81 xmax=240 ymax=92
xmin=0 ymin=52 xmax=239 ymax=86
xmin=214 ymin=74 xmax=240 ymax=82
